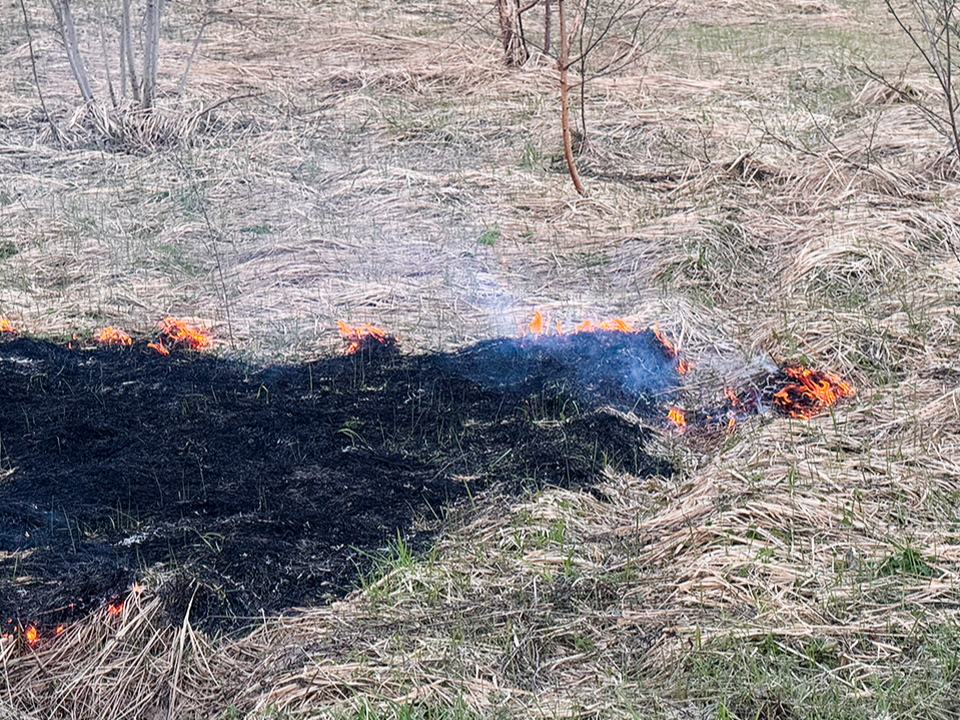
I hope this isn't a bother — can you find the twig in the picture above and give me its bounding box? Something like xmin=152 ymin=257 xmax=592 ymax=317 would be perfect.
xmin=177 ymin=4 xmax=219 ymax=100
xmin=97 ymin=4 xmax=117 ymax=108
xmin=18 ymin=0 xmax=62 ymax=144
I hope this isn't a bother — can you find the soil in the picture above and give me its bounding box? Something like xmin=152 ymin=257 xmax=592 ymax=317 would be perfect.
xmin=0 ymin=330 xmax=678 ymax=635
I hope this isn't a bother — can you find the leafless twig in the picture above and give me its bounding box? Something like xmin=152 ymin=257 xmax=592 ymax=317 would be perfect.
xmin=18 ymin=0 xmax=63 ymax=143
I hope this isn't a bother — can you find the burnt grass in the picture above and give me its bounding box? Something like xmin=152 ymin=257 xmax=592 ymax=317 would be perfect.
xmin=0 ymin=331 xmax=677 ymax=635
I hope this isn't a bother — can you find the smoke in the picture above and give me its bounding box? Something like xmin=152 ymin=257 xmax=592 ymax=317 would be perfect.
xmin=442 ymin=328 xmax=683 ymax=415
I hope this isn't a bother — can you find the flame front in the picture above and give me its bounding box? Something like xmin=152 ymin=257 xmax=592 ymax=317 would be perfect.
xmin=773 ymin=366 xmax=854 ymax=419
xmin=157 ymin=317 xmax=209 ymax=350
xmin=0 ymin=317 xmax=14 ymax=334
xmin=95 ymin=327 xmax=132 ymax=346
xmin=525 ymin=312 xmax=638 ymax=336
xmin=570 ymin=318 xmax=633 ymax=334
xmin=652 ymin=323 xmax=677 ymax=357
xmin=668 ymin=407 xmax=687 ymax=429
xmin=528 ymin=311 xmax=543 ymax=335
xmin=337 ymin=321 xmax=390 ymax=354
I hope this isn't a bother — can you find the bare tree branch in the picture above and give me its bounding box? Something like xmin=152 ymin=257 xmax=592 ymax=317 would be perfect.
xmin=497 ymin=0 xmax=529 ymax=66
xmin=178 ymin=3 xmax=218 ymax=99
xmin=870 ymin=0 xmax=960 ymax=163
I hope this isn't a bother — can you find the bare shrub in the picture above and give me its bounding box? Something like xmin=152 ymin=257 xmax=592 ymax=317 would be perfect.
xmin=34 ymin=0 xmax=218 ymax=149
xmin=498 ymin=0 xmax=676 ymax=194
xmin=864 ymin=0 xmax=960 ymax=168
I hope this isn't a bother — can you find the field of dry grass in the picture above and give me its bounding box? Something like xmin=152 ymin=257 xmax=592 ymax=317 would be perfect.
xmin=3 ymin=0 xmax=960 ymax=717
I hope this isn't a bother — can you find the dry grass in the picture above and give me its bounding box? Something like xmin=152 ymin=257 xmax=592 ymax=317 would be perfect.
xmin=3 ymin=0 xmax=960 ymax=717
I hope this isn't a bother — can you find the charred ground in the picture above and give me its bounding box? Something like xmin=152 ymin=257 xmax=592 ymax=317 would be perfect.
xmin=0 ymin=331 xmax=676 ymax=635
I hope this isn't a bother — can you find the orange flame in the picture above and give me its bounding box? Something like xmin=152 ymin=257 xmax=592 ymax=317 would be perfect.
xmin=157 ymin=317 xmax=209 ymax=350
xmin=652 ymin=323 xmax=677 ymax=357
xmin=773 ymin=366 xmax=854 ymax=419
xmin=668 ymin=407 xmax=687 ymax=429
xmin=337 ymin=321 xmax=390 ymax=354
xmin=148 ymin=340 xmax=170 ymax=356
xmin=95 ymin=327 xmax=132 ymax=346
xmin=25 ymin=625 xmax=37 ymax=646
xmin=528 ymin=310 xmax=543 ymax=335
xmin=0 ymin=317 xmax=14 ymax=334
xmin=107 ymin=601 xmax=124 ymax=616
xmin=600 ymin=318 xmax=633 ymax=332
xmin=527 ymin=314 xmax=636 ymax=336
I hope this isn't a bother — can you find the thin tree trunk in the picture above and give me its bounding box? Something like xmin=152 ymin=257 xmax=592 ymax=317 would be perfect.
xmin=497 ymin=0 xmax=528 ymax=66
xmin=49 ymin=0 xmax=94 ymax=103
xmin=557 ymin=0 xmax=585 ymax=195
xmin=97 ymin=6 xmax=117 ymax=108
xmin=544 ymin=0 xmax=551 ymax=55
xmin=142 ymin=0 xmax=163 ymax=108
xmin=122 ymin=0 xmax=139 ymax=102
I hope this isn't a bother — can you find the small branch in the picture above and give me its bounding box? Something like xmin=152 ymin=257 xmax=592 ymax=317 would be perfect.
xmin=97 ymin=5 xmax=117 ymax=108
xmin=497 ymin=0 xmax=528 ymax=66
xmin=18 ymin=0 xmax=62 ymax=142
xmin=177 ymin=6 xmax=218 ymax=100
xmin=543 ymin=0 xmax=551 ymax=55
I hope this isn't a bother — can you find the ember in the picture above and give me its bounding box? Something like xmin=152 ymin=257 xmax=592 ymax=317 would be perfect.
xmin=772 ymin=365 xmax=855 ymax=419
xmin=95 ymin=327 xmax=132 ymax=346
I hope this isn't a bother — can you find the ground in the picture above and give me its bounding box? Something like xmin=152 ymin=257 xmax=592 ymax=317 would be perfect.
xmin=0 ymin=329 xmax=672 ymax=634
xmin=1 ymin=0 xmax=960 ymax=718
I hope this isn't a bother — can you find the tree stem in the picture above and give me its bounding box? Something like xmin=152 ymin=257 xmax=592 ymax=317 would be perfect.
xmin=557 ymin=0 xmax=585 ymax=195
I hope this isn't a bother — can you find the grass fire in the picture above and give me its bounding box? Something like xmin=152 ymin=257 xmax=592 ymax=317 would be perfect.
xmin=1 ymin=0 xmax=957 ymax=718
